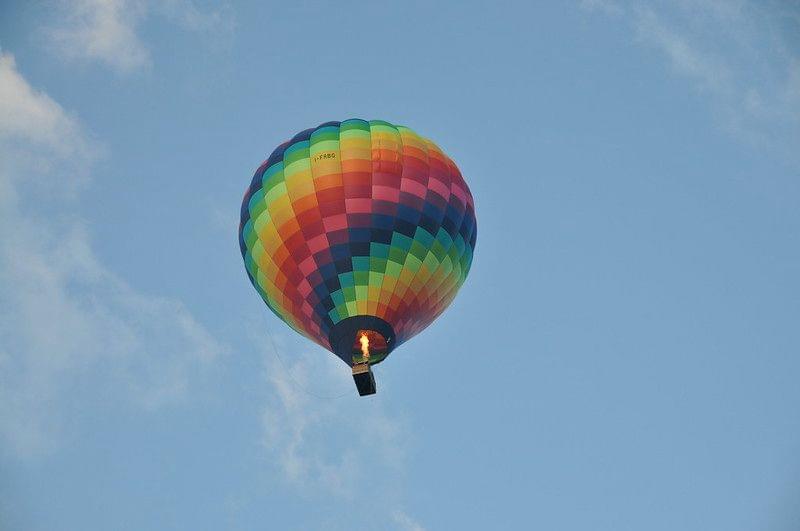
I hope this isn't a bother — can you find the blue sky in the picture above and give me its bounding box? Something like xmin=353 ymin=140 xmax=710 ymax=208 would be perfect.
xmin=1 ymin=1 xmax=799 ymax=530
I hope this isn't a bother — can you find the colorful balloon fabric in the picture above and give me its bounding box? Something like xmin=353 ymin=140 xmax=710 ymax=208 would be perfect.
xmin=239 ymin=119 xmax=476 ymax=366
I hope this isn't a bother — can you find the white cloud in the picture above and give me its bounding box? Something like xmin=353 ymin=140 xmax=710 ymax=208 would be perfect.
xmin=393 ymin=510 xmax=428 ymax=531
xmin=259 ymin=336 xmax=407 ymax=496
xmin=49 ymin=0 xmax=151 ymax=74
xmin=0 ymin=52 xmax=226 ymax=457
xmin=158 ymin=0 xmax=233 ymax=33
xmin=259 ymin=344 xmax=421 ymax=529
xmin=45 ymin=0 xmax=232 ymax=74
xmin=582 ymin=0 xmax=800 ymax=162
xmin=0 ymin=52 xmax=92 ymax=178
xmin=579 ymin=0 xmax=623 ymax=17
xmin=0 ymin=54 xmax=80 ymax=150
xmin=633 ymin=7 xmax=733 ymax=95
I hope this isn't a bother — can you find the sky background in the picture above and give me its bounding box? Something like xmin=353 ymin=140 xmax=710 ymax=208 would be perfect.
xmin=1 ymin=1 xmax=800 ymax=530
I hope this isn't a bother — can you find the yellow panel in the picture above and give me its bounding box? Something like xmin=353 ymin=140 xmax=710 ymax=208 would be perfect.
xmin=285 ymin=170 xmax=316 ymax=200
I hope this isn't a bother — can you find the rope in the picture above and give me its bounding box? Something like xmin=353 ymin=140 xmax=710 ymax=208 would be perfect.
xmin=263 ymin=322 xmax=352 ymax=400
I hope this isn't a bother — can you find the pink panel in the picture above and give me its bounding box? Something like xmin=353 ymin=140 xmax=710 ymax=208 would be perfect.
xmin=345 ymin=198 xmax=373 ymax=213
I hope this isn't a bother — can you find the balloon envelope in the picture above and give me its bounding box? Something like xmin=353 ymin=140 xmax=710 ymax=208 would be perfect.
xmin=239 ymin=119 xmax=476 ymax=367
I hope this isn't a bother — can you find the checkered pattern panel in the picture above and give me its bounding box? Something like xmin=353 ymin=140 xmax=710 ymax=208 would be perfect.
xmin=239 ymin=119 xmax=477 ymax=352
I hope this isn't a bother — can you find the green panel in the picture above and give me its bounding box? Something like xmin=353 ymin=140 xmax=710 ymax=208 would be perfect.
xmin=265 ymin=182 xmax=288 ymax=204
xmin=404 ymin=254 xmax=423 ymax=273
xmin=339 ymin=272 xmax=355 ymax=288
xmin=331 ymin=290 xmax=345 ymax=307
xmin=355 ymin=285 xmax=368 ymax=300
xmin=283 ymin=141 xmax=310 ymax=166
xmin=369 ymin=257 xmax=387 ymax=272
xmin=370 ymin=242 xmax=390 ymax=258
xmin=409 ymin=240 xmax=429 ymax=262
xmin=423 ymin=252 xmax=439 ymax=272
xmin=340 ymin=119 xmax=370 ymax=133
xmin=391 ymin=233 xmax=413 ymax=251
xmin=385 ymin=260 xmax=403 ymax=278
xmin=352 ymin=256 xmax=370 ymax=272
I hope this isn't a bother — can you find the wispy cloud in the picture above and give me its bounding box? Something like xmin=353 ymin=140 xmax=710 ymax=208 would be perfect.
xmin=158 ymin=0 xmax=233 ymax=33
xmin=579 ymin=0 xmax=623 ymax=17
xmin=393 ymin=509 xmax=428 ymax=531
xmin=582 ymin=0 xmax=800 ymax=162
xmin=45 ymin=0 xmax=233 ymax=74
xmin=0 ymin=53 xmax=93 ymax=177
xmin=633 ymin=6 xmax=733 ymax=94
xmin=259 ymin=338 xmax=408 ymax=495
xmin=257 ymin=340 xmax=425 ymax=529
xmin=48 ymin=0 xmax=151 ymax=74
xmin=0 ymin=51 xmax=227 ymax=458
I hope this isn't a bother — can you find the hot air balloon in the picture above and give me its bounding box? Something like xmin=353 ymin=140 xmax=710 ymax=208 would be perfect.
xmin=239 ymin=119 xmax=476 ymax=395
